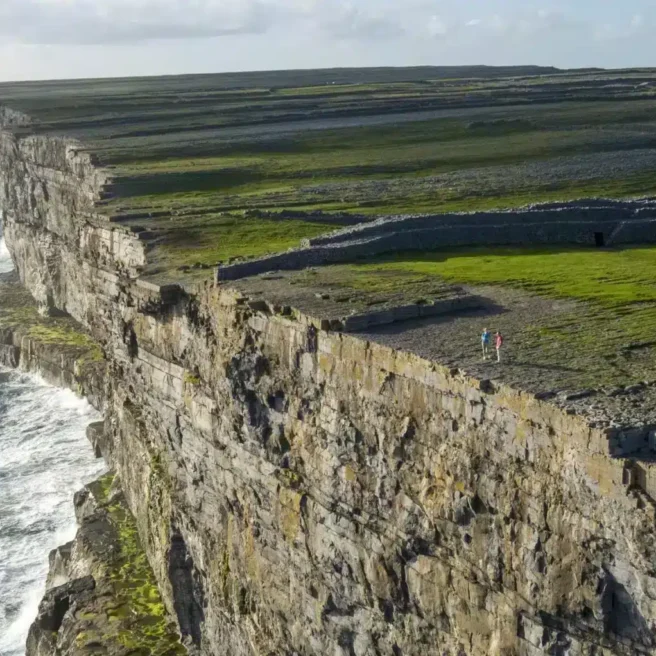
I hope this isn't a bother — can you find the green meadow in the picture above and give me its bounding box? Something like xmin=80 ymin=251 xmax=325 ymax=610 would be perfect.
xmin=3 ymin=66 xmax=656 ymax=279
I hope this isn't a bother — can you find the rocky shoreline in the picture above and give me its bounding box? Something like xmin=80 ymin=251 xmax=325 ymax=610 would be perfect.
xmin=0 ymin=273 xmax=187 ymax=656
xmin=27 ymin=473 xmax=185 ymax=656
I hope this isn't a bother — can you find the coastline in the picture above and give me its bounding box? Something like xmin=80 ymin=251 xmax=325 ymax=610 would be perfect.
xmin=0 ymin=271 xmax=187 ymax=655
xmin=0 ymin=368 xmax=105 ymax=656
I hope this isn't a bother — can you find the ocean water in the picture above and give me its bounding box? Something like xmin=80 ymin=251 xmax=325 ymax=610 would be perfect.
xmin=0 ymin=237 xmax=106 ymax=655
xmin=0 ymin=236 xmax=12 ymax=274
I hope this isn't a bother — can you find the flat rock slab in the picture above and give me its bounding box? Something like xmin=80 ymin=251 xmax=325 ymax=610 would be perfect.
xmin=231 ymin=268 xmax=475 ymax=323
xmin=359 ymin=284 xmax=656 ymax=428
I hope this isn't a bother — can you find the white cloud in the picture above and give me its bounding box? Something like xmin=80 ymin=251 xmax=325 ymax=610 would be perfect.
xmin=427 ymin=15 xmax=448 ymax=38
xmin=0 ymin=0 xmax=412 ymax=45
xmin=0 ymin=0 xmax=654 ymax=81
xmin=459 ymin=8 xmax=583 ymax=40
xmin=488 ymin=14 xmax=510 ymax=33
xmin=0 ymin=0 xmax=293 ymax=44
xmin=0 ymin=1 xmax=633 ymax=49
xmin=594 ymin=11 xmax=650 ymax=41
xmin=314 ymin=3 xmax=404 ymax=40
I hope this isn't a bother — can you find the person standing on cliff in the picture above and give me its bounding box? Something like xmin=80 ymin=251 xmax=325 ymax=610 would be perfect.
xmin=495 ymin=331 xmax=504 ymax=363
xmin=481 ymin=328 xmax=491 ymax=360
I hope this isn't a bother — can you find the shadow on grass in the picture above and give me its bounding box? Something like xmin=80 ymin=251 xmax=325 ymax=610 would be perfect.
xmin=112 ymin=168 xmax=266 ymax=198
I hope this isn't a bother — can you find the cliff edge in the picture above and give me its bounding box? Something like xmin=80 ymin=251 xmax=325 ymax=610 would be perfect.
xmin=3 ymin=72 xmax=656 ymax=655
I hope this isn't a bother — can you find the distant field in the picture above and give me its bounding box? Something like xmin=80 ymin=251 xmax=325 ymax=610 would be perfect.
xmin=110 ymin=103 xmax=656 ymax=217
xmin=2 ymin=66 xmax=656 ymax=278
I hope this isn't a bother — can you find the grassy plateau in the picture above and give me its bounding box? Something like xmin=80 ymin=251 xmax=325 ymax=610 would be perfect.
xmin=326 ymin=246 xmax=656 ymax=390
xmin=3 ymin=66 xmax=656 ymax=279
xmin=3 ymin=66 xmax=656 ymax=390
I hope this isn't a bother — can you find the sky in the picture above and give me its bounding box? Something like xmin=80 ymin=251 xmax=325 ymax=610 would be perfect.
xmin=0 ymin=0 xmax=654 ymax=81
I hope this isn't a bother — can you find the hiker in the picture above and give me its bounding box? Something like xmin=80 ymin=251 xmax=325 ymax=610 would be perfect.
xmin=495 ymin=331 xmax=504 ymax=363
xmin=481 ymin=328 xmax=491 ymax=360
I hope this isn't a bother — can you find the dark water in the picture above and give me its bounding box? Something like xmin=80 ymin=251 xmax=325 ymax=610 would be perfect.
xmin=0 ymin=236 xmax=105 ymax=655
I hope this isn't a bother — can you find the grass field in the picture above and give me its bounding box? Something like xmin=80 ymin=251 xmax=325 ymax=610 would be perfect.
xmin=345 ymin=247 xmax=656 ymax=306
xmin=146 ymin=215 xmax=339 ymax=275
xmin=3 ymin=66 xmax=656 ymax=279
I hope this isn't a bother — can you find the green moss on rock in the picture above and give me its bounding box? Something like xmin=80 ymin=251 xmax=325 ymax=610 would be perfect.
xmin=0 ymin=278 xmax=105 ymax=371
xmin=183 ymin=371 xmax=201 ymax=386
xmin=73 ymin=473 xmax=186 ymax=654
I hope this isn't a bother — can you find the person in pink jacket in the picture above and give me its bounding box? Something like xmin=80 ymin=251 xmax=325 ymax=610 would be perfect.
xmin=495 ymin=331 xmax=504 ymax=363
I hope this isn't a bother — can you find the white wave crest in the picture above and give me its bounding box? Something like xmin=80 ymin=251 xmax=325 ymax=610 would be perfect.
xmin=0 ymin=237 xmax=13 ymax=273
xmin=0 ymin=368 xmax=105 ymax=656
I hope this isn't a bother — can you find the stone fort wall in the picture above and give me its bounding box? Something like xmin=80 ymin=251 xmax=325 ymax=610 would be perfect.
xmin=216 ymin=199 xmax=656 ymax=282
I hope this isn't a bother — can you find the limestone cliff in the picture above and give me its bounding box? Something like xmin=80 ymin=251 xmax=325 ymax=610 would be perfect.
xmin=0 ymin=130 xmax=146 ymax=315
xmin=3 ymin=125 xmax=656 ymax=656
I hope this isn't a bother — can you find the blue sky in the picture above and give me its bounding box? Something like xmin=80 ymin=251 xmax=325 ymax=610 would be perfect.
xmin=0 ymin=0 xmax=654 ymax=81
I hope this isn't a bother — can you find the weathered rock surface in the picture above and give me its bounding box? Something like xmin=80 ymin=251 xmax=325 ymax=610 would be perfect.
xmin=0 ymin=273 xmax=106 ymax=408
xmin=26 ymin=472 xmax=186 ymax=656
xmin=4 ymin=120 xmax=656 ymax=656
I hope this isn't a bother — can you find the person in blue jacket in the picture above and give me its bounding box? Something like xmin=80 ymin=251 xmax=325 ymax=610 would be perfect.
xmin=481 ymin=328 xmax=491 ymax=360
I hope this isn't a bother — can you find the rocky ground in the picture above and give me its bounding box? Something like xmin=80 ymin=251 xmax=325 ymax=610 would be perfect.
xmin=232 ymin=268 xmax=468 ymax=321
xmin=361 ymin=284 xmax=656 ymax=427
xmin=301 ymin=147 xmax=656 ymax=208
xmin=27 ymin=472 xmax=185 ymax=656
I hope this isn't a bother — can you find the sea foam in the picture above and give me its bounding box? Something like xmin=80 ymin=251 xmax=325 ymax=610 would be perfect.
xmin=0 ymin=369 xmax=105 ymax=655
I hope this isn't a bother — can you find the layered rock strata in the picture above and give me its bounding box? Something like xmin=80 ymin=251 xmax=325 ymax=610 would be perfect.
xmin=0 ymin=131 xmax=146 ymax=314
xmin=0 ymin=275 xmax=187 ymax=654
xmin=0 ymin=274 xmax=106 ymax=407
xmin=3 ymin=124 xmax=656 ymax=656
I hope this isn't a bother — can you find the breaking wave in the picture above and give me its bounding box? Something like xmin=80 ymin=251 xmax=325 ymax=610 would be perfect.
xmin=0 ymin=369 xmax=105 ymax=655
xmin=0 ymin=236 xmax=13 ymax=273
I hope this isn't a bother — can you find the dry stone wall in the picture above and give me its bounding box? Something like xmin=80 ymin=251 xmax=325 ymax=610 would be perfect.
xmin=304 ymin=202 xmax=656 ymax=247
xmin=216 ymin=202 xmax=656 ymax=281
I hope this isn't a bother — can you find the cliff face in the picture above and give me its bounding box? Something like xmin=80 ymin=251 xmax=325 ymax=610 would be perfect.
xmin=25 ymin=472 xmax=185 ymax=656
xmin=0 ymin=131 xmax=145 ymax=315
xmin=3 ymin=129 xmax=656 ymax=656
